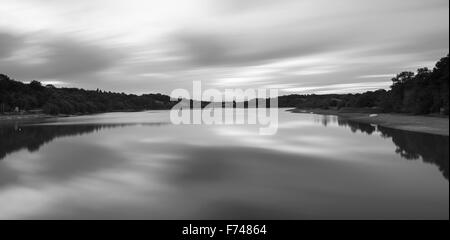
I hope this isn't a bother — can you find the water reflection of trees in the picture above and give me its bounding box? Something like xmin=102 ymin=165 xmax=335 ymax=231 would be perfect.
xmin=0 ymin=123 xmax=167 ymax=161
xmin=378 ymin=126 xmax=449 ymax=180
xmin=338 ymin=120 xmax=377 ymax=135
xmin=339 ymin=120 xmax=449 ymax=180
xmin=314 ymin=115 xmax=338 ymax=127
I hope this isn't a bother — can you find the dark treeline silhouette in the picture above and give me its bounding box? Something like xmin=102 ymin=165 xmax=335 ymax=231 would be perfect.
xmin=279 ymin=90 xmax=389 ymax=110
xmin=283 ymin=54 xmax=449 ymax=115
xmin=0 ymin=75 xmax=175 ymax=115
xmin=337 ymin=120 xmax=449 ymax=180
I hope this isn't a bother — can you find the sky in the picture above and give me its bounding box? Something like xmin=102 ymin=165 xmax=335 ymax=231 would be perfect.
xmin=0 ymin=0 xmax=448 ymax=95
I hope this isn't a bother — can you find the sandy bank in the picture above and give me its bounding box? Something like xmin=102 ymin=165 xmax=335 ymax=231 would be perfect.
xmin=289 ymin=109 xmax=449 ymax=136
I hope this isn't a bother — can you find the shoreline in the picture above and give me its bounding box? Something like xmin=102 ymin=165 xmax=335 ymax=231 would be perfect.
xmin=0 ymin=113 xmax=56 ymax=122
xmin=289 ymin=108 xmax=449 ymax=136
xmin=0 ymin=109 xmax=161 ymax=123
xmin=3 ymin=109 xmax=449 ymax=136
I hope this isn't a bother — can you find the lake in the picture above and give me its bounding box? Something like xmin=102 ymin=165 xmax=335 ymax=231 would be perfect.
xmin=0 ymin=109 xmax=448 ymax=219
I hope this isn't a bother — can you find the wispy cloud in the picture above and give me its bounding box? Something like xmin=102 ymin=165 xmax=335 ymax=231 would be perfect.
xmin=0 ymin=0 xmax=448 ymax=94
xmin=358 ymin=74 xmax=395 ymax=79
xmin=283 ymin=81 xmax=392 ymax=94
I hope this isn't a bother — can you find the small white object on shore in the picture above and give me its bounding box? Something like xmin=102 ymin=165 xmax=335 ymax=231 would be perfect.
xmin=369 ymin=114 xmax=378 ymax=117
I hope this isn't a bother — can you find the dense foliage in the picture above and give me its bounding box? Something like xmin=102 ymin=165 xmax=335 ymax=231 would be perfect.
xmin=282 ymin=54 xmax=449 ymax=115
xmin=0 ymin=76 xmax=174 ymax=114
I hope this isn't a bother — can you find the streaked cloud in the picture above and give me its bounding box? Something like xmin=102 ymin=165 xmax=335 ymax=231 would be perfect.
xmin=0 ymin=31 xmax=124 ymax=86
xmin=283 ymin=82 xmax=393 ymax=94
xmin=358 ymin=74 xmax=396 ymax=79
xmin=0 ymin=0 xmax=448 ymax=94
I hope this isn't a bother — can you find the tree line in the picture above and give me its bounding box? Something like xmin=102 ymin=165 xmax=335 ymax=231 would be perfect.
xmin=1 ymin=54 xmax=448 ymax=116
xmin=0 ymin=76 xmax=175 ymax=115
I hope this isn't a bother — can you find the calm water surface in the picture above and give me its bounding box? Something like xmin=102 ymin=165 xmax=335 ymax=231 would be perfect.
xmin=0 ymin=110 xmax=448 ymax=219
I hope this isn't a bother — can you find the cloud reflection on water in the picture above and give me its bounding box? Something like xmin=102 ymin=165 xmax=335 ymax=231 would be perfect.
xmin=0 ymin=110 xmax=448 ymax=219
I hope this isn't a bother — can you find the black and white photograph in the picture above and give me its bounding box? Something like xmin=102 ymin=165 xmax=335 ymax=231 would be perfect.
xmin=0 ymin=0 xmax=448 ymax=225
